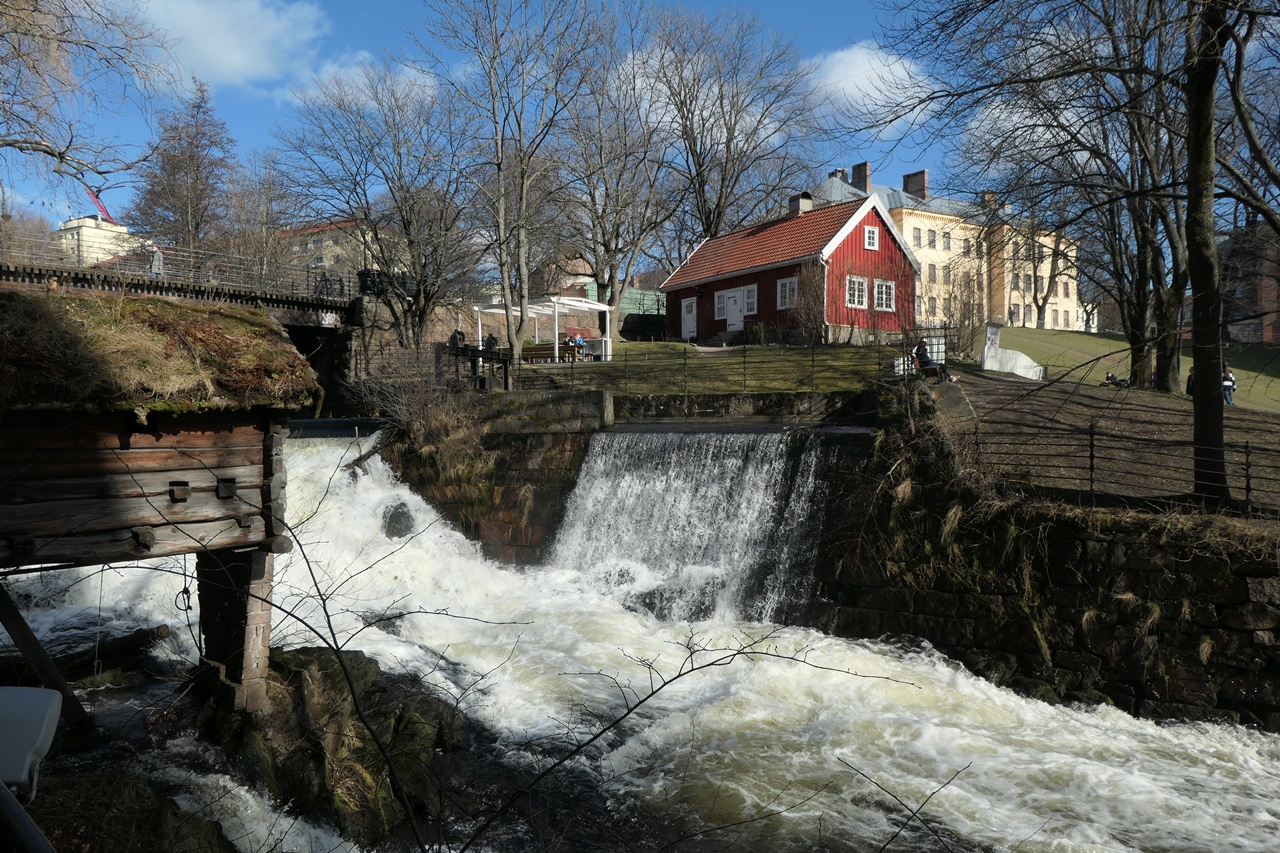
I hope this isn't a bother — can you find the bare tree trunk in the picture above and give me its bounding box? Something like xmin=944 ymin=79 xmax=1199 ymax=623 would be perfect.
xmin=1186 ymin=0 xmax=1229 ymax=500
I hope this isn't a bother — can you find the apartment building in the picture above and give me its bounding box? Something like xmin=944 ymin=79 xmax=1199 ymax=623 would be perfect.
xmin=813 ymin=164 xmax=1081 ymax=347
xmin=53 ymin=215 xmax=142 ymax=265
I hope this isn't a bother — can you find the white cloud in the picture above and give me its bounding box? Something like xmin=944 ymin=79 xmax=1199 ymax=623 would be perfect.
xmin=813 ymin=41 xmax=922 ymax=108
xmin=144 ymin=0 xmax=331 ymax=88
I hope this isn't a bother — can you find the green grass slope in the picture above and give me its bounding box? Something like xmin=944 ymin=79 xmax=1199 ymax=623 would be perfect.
xmin=996 ymin=327 xmax=1280 ymax=413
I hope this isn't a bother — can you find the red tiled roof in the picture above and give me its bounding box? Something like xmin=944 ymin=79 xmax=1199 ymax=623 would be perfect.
xmin=661 ymin=200 xmax=864 ymax=291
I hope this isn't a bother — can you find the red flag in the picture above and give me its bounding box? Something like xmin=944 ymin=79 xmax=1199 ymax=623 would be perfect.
xmin=85 ymin=187 xmax=116 ymax=224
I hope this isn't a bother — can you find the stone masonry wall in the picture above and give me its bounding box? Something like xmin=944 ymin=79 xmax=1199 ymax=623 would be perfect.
xmin=808 ymin=382 xmax=1280 ymax=728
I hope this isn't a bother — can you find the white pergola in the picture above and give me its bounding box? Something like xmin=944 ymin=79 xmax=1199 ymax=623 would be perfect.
xmin=470 ymin=296 xmax=613 ymax=361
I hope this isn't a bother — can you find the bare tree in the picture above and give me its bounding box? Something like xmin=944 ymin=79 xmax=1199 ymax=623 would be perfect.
xmin=0 ymin=0 xmax=170 ymax=183
xmin=277 ymin=60 xmax=480 ymax=353
xmin=643 ymin=7 xmax=820 ymax=264
xmin=0 ymin=202 xmax=59 ymax=263
xmin=857 ymin=0 xmax=1239 ymax=495
xmin=125 ymin=80 xmax=237 ymax=251
xmin=791 ymin=261 xmax=829 ymax=344
xmin=561 ymin=2 xmax=674 ymax=337
xmin=414 ymin=0 xmax=592 ymax=358
xmin=221 ymin=152 xmax=295 ymax=291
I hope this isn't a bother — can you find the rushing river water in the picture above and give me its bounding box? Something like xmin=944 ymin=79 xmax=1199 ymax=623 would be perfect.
xmin=14 ymin=434 xmax=1280 ymax=852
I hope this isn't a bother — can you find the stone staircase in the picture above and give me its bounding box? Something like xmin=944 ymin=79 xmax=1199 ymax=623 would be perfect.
xmin=701 ymin=330 xmax=744 ymax=347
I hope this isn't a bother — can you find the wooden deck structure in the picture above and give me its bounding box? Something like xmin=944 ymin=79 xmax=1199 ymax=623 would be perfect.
xmin=0 ymin=289 xmax=318 ymax=717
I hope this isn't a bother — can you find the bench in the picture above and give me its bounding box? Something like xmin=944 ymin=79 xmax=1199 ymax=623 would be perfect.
xmin=521 ymin=342 xmax=571 ymax=363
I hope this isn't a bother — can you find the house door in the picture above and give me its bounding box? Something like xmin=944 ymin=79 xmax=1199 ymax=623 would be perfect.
xmin=725 ymin=289 xmax=745 ymax=332
xmin=681 ymin=297 xmax=697 ymax=340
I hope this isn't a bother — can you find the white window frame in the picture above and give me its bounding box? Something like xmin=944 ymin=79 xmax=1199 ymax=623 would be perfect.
xmin=715 ymin=290 xmax=727 ymax=320
xmin=777 ymin=277 xmax=798 ymax=310
xmin=744 ymin=283 xmax=757 ymax=315
xmin=845 ymin=275 xmax=867 ymax=309
xmin=874 ymin=278 xmax=896 ymax=312
xmin=864 ymin=226 xmax=880 ymax=251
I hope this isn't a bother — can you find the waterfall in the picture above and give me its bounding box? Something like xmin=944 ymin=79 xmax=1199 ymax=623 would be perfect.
xmin=551 ymin=430 xmax=827 ymax=622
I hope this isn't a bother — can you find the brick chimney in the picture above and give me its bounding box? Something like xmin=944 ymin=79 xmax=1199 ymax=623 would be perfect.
xmin=903 ymin=169 xmax=928 ymax=200
xmin=830 ymin=167 xmax=849 ymax=183
xmin=850 ymin=162 xmax=872 ymax=193
xmin=788 ymin=191 xmax=814 ymax=217
xmin=980 ymin=190 xmax=1000 ymax=208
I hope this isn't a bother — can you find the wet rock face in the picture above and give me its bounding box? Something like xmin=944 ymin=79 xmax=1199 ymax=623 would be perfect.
xmin=203 ymin=647 xmax=470 ymax=846
xmin=381 ymin=501 xmax=416 ymax=539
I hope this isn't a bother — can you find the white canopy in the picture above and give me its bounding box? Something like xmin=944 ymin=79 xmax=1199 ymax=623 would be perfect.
xmin=470 ymin=295 xmax=613 ymax=361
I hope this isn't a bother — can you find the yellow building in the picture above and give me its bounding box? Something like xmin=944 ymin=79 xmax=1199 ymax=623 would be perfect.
xmin=813 ymin=164 xmax=1081 ymax=349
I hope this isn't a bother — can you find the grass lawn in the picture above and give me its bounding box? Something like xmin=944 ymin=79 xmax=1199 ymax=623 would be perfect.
xmin=997 ymin=327 xmax=1280 ymax=414
xmin=517 ymin=341 xmax=893 ymax=394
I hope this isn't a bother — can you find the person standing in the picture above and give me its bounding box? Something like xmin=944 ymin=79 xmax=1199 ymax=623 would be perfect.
xmin=1223 ymin=366 xmax=1236 ymax=406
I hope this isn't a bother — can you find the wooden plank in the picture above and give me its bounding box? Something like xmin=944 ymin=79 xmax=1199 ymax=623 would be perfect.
xmin=0 ymin=446 xmax=264 ymax=480
xmin=0 ymin=465 xmax=263 ymax=504
xmin=0 ymin=488 xmax=265 ymax=538
xmin=0 ymin=516 xmax=268 ymax=569
xmin=0 ymin=584 xmax=91 ymax=725
xmin=0 ymin=421 xmax=266 ymax=452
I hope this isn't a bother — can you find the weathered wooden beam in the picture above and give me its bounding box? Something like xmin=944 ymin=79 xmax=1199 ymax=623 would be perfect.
xmin=1 ymin=488 xmax=265 ymax=538
xmin=0 ymin=516 xmax=268 ymax=569
xmin=0 ymin=445 xmax=264 ymax=478
xmin=0 ymin=585 xmax=89 ymax=726
xmin=0 ymin=422 xmax=265 ymax=452
xmin=0 ymin=464 xmax=263 ymax=504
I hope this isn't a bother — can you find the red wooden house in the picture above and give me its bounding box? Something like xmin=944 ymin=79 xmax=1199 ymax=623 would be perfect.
xmin=660 ymin=193 xmax=919 ymax=343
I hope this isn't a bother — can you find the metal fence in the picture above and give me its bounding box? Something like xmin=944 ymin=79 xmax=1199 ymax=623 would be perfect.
xmin=973 ymin=421 xmax=1280 ymax=514
xmin=0 ymin=231 xmax=351 ymax=301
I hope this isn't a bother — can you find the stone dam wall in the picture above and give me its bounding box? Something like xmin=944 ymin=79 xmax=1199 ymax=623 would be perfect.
xmin=389 ymin=386 xmax=1280 ymax=726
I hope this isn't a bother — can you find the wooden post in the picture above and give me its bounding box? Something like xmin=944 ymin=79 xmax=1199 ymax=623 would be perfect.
xmin=0 ymin=584 xmax=90 ymax=726
xmin=195 ymin=548 xmax=273 ymax=713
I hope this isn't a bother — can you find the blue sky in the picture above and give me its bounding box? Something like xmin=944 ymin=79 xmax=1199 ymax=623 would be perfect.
xmin=20 ymin=0 xmax=942 ymax=223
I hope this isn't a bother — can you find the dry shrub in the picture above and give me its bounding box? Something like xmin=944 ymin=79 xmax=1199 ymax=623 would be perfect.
xmin=355 ymin=373 xmax=497 ymax=524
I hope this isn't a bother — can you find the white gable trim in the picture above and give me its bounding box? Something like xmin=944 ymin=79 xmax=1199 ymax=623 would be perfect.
xmin=658 ymin=238 xmax=710 ymax=292
xmin=820 ymin=194 xmax=922 ymax=274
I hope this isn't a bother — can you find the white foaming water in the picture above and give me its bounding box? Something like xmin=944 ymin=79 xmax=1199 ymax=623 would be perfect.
xmin=12 ymin=435 xmax=1280 ymax=852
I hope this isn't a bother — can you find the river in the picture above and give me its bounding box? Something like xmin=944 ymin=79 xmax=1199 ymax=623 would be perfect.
xmin=12 ymin=433 xmax=1280 ymax=851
